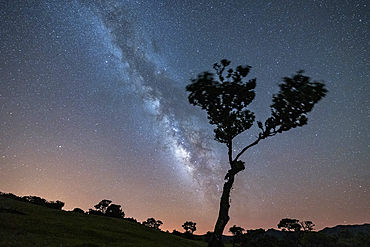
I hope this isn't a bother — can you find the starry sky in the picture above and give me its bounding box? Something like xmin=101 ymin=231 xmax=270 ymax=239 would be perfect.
xmin=1 ymin=0 xmax=369 ymax=234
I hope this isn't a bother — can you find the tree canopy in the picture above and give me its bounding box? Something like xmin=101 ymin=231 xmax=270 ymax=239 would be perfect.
xmin=89 ymin=199 xmax=125 ymax=219
xmin=142 ymin=218 xmax=163 ymax=230
xmin=278 ymin=218 xmax=302 ymax=232
xmin=94 ymin=199 xmax=112 ymax=214
xmin=182 ymin=221 xmax=197 ymax=234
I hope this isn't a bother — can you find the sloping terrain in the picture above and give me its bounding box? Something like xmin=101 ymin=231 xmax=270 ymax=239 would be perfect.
xmin=0 ymin=197 xmax=206 ymax=247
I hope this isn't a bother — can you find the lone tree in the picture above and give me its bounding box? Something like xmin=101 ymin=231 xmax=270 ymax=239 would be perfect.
xmin=186 ymin=59 xmax=327 ymax=247
xmin=182 ymin=221 xmax=197 ymax=234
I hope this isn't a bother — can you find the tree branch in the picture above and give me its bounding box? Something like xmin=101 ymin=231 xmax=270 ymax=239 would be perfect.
xmin=234 ymin=135 xmax=262 ymax=162
xmin=227 ymin=140 xmax=233 ymax=165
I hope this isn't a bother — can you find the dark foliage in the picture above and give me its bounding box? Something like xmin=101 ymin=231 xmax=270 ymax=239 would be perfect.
xmin=172 ymin=229 xmax=183 ymax=236
xmin=105 ymin=203 xmax=125 ymax=219
xmin=241 ymin=228 xmax=279 ymax=247
xmin=278 ymin=218 xmax=302 ymax=232
xmin=93 ymin=199 xmax=112 ymax=214
xmin=238 ymin=227 xmax=370 ymax=247
xmin=186 ymin=59 xmax=256 ymax=145
xmin=186 ymin=59 xmax=327 ymax=247
xmin=229 ymin=225 xmax=245 ymax=247
xmin=236 ymin=220 xmax=370 ymax=247
xmin=89 ymin=200 xmax=125 ymax=220
xmin=142 ymin=217 xmax=163 ymax=230
xmin=72 ymin=208 xmax=85 ymax=213
xmin=301 ymin=221 xmax=315 ymax=232
xmin=88 ymin=209 xmax=104 ymax=216
xmin=1 ymin=191 xmax=368 ymax=247
xmin=182 ymin=221 xmax=197 ymax=234
xmin=204 ymin=231 xmax=213 ymax=243
xmin=46 ymin=200 xmax=65 ymax=210
xmin=124 ymin=217 xmax=138 ymax=223
xmin=0 ymin=191 xmax=64 ymax=210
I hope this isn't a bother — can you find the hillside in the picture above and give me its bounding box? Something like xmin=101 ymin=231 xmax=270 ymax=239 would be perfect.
xmin=0 ymin=196 xmax=206 ymax=247
xmin=321 ymin=223 xmax=370 ymax=235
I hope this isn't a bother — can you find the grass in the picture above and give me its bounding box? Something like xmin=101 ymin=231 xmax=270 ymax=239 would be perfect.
xmin=0 ymin=197 xmax=207 ymax=247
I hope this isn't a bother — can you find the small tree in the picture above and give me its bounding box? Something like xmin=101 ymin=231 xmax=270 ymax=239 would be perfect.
xmin=142 ymin=217 xmax=163 ymax=230
xmin=301 ymin=220 xmax=315 ymax=232
xmin=94 ymin=199 xmax=112 ymax=214
xmin=105 ymin=204 xmax=125 ymax=219
xmin=182 ymin=221 xmax=197 ymax=234
xmin=72 ymin=208 xmax=85 ymax=213
xmin=186 ymin=59 xmax=327 ymax=247
xmin=229 ymin=225 xmax=244 ymax=247
xmin=278 ymin=218 xmax=301 ymax=232
xmin=47 ymin=200 xmax=65 ymax=210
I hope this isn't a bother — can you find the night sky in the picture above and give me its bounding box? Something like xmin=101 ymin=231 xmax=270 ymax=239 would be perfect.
xmin=1 ymin=0 xmax=369 ymax=234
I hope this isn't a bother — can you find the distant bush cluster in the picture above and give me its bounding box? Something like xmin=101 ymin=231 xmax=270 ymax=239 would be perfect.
xmin=86 ymin=200 xmax=200 ymax=236
xmin=86 ymin=200 xmax=166 ymax=230
xmin=142 ymin=217 xmax=163 ymax=229
xmin=224 ymin=218 xmax=370 ymax=247
xmin=0 ymin=192 xmax=64 ymax=210
xmin=88 ymin=199 xmax=125 ymax=219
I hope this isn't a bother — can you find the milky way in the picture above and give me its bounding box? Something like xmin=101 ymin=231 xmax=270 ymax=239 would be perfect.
xmin=1 ymin=0 xmax=369 ymax=233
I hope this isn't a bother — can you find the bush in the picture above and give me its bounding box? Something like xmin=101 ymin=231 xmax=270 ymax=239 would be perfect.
xmin=72 ymin=208 xmax=85 ymax=213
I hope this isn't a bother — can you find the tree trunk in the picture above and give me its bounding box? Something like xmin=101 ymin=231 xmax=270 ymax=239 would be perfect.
xmin=208 ymin=172 xmax=235 ymax=247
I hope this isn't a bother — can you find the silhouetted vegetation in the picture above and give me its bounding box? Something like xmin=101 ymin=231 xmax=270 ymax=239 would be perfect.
xmin=0 ymin=193 xmax=206 ymax=247
xmin=0 ymin=191 xmax=64 ymax=210
xmin=125 ymin=216 xmax=138 ymax=223
xmin=1 ymin=191 xmax=368 ymax=246
xmin=278 ymin=218 xmax=302 ymax=232
xmin=88 ymin=199 xmax=125 ymax=219
xmin=229 ymin=225 xmax=245 ymax=247
xmin=142 ymin=217 xmax=163 ymax=230
xmin=221 ymin=219 xmax=370 ymax=247
xmin=173 ymin=229 xmax=183 ymax=236
xmin=301 ymin=221 xmax=315 ymax=232
xmin=105 ymin=203 xmax=125 ymax=219
xmin=72 ymin=207 xmax=85 ymax=213
xmin=183 ymin=221 xmax=197 ymax=234
xmin=93 ymin=199 xmax=112 ymax=213
xmin=186 ymin=59 xmax=328 ymax=247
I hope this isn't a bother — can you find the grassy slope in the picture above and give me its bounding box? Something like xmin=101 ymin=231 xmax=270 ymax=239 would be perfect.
xmin=0 ymin=197 xmax=207 ymax=247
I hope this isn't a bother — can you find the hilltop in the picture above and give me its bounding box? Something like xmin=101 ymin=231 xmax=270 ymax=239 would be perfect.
xmin=0 ymin=195 xmax=206 ymax=247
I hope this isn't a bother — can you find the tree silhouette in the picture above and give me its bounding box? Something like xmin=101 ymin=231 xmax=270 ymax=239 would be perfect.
xmin=301 ymin=221 xmax=315 ymax=232
xmin=229 ymin=225 xmax=244 ymax=247
xmin=94 ymin=199 xmax=112 ymax=214
xmin=186 ymin=59 xmax=327 ymax=247
xmin=182 ymin=221 xmax=197 ymax=234
xmin=72 ymin=208 xmax=85 ymax=213
xmin=278 ymin=218 xmax=301 ymax=232
xmin=142 ymin=217 xmax=163 ymax=230
xmin=105 ymin=204 xmax=125 ymax=219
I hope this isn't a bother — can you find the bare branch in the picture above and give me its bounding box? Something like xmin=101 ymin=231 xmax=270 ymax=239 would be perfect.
xmin=234 ymin=135 xmax=262 ymax=162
